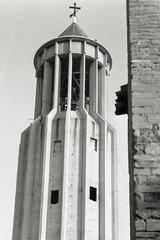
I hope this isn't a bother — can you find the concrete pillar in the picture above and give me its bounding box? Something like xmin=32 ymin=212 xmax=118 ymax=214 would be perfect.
xmin=38 ymin=42 xmax=60 ymax=240
xmin=79 ymin=42 xmax=86 ymax=108
xmin=66 ymin=40 xmax=73 ymax=111
xmin=52 ymin=42 xmax=60 ymax=111
xmin=79 ymin=45 xmax=89 ymax=240
xmin=88 ymin=46 xmax=108 ymax=240
xmin=61 ymin=39 xmax=73 ymax=240
xmin=42 ymin=59 xmax=53 ymax=115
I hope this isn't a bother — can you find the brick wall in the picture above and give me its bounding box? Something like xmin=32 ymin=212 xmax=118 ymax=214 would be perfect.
xmin=127 ymin=0 xmax=160 ymax=239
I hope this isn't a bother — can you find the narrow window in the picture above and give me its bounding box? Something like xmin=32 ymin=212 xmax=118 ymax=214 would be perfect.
xmin=51 ymin=190 xmax=59 ymax=204
xmin=90 ymin=137 xmax=98 ymax=151
xmin=90 ymin=186 xmax=97 ymax=201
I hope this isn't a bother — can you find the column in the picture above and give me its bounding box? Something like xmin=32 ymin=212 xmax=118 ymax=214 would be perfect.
xmin=61 ymin=39 xmax=72 ymax=240
xmin=52 ymin=42 xmax=60 ymax=111
xmin=79 ymin=46 xmax=89 ymax=240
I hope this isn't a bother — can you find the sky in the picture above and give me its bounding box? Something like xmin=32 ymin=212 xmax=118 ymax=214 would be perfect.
xmin=0 ymin=0 xmax=129 ymax=239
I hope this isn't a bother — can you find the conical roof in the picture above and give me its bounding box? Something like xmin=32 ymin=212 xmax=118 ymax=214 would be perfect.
xmin=59 ymin=22 xmax=88 ymax=37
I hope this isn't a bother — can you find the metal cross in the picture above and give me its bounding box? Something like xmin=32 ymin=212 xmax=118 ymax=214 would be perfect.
xmin=69 ymin=3 xmax=81 ymax=18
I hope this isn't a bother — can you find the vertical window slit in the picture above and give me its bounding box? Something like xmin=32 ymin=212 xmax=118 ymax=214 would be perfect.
xmin=51 ymin=190 xmax=59 ymax=204
xmin=90 ymin=186 xmax=97 ymax=201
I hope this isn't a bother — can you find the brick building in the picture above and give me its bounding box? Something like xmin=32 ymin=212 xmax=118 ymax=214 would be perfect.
xmin=127 ymin=0 xmax=160 ymax=239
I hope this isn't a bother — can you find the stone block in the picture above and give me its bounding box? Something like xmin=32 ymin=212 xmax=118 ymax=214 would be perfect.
xmin=133 ymin=112 xmax=147 ymax=119
xmin=148 ymin=176 xmax=160 ymax=185
xmin=133 ymin=114 xmax=149 ymax=129
xmin=135 ymin=160 xmax=155 ymax=168
xmin=136 ymin=184 xmax=160 ymax=193
xmin=132 ymin=98 xmax=153 ymax=107
xmin=135 ymin=219 xmax=146 ymax=231
xmin=147 ymin=219 xmax=160 ymax=231
xmin=153 ymin=107 xmax=160 ymax=114
xmin=137 ymin=201 xmax=160 ymax=210
xmin=136 ymin=209 xmax=152 ymax=219
xmin=136 ymin=231 xmax=160 ymax=238
xmin=132 ymin=107 xmax=153 ymax=114
xmin=135 ymin=143 xmax=145 ymax=154
xmin=134 ymin=175 xmax=148 ymax=185
xmin=132 ymin=92 xmax=156 ymax=100
xmin=145 ymin=143 xmax=160 ymax=156
xmin=134 ymin=168 xmax=151 ymax=176
xmin=133 ymin=154 xmax=160 ymax=161
xmin=132 ymin=84 xmax=160 ymax=93
xmin=152 ymin=210 xmax=160 ymax=219
xmin=148 ymin=114 xmax=160 ymax=124
xmin=152 ymin=168 xmax=160 ymax=175
xmin=136 ymin=238 xmax=153 ymax=240
xmin=135 ymin=127 xmax=160 ymax=144
xmin=144 ymin=192 xmax=160 ymax=202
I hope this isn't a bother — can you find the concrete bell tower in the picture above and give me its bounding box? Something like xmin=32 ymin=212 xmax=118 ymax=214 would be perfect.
xmin=12 ymin=5 xmax=117 ymax=240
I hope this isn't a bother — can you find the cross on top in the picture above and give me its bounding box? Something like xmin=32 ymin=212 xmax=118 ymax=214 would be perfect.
xmin=69 ymin=3 xmax=81 ymax=19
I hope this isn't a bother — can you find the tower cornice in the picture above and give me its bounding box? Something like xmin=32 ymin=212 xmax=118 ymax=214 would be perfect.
xmin=34 ymin=36 xmax=112 ymax=70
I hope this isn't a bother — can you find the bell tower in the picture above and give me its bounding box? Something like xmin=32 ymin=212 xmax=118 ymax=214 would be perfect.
xmin=12 ymin=5 xmax=117 ymax=240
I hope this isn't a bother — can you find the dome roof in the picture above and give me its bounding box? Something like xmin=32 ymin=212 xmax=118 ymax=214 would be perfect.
xmin=59 ymin=22 xmax=88 ymax=37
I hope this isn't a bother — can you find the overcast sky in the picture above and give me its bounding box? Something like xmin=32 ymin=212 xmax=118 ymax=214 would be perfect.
xmin=0 ymin=0 xmax=129 ymax=239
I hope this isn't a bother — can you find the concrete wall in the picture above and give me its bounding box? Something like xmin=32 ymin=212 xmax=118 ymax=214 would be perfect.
xmin=12 ymin=118 xmax=45 ymax=240
xmin=127 ymin=1 xmax=160 ymax=239
xmin=45 ymin=111 xmax=99 ymax=240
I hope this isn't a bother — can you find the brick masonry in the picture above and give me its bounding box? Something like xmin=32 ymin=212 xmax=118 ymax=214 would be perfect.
xmin=127 ymin=0 xmax=160 ymax=239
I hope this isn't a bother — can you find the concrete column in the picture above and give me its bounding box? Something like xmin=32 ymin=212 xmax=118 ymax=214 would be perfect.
xmin=42 ymin=59 xmax=53 ymax=115
xmin=52 ymin=42 xmax=60 ymax=111
xmin=111 ymin=127 xmax=118 ymax=240
xmin=61 ymin=39 xmax=72 ymax=240
xmin=38 ymin=43 xmax=61 ymax=240
xmin=88 ymin=46 xmax=107 ymax=240
xmin=34 ymin=68 xmax=43 ymax=119
xmin=79 ymin=42 xmax=86 ymax=108
xmin=66 ymin=40 xmax=72 ymax=111
xmin=79 ymin=45 xmax=89 ymax=240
